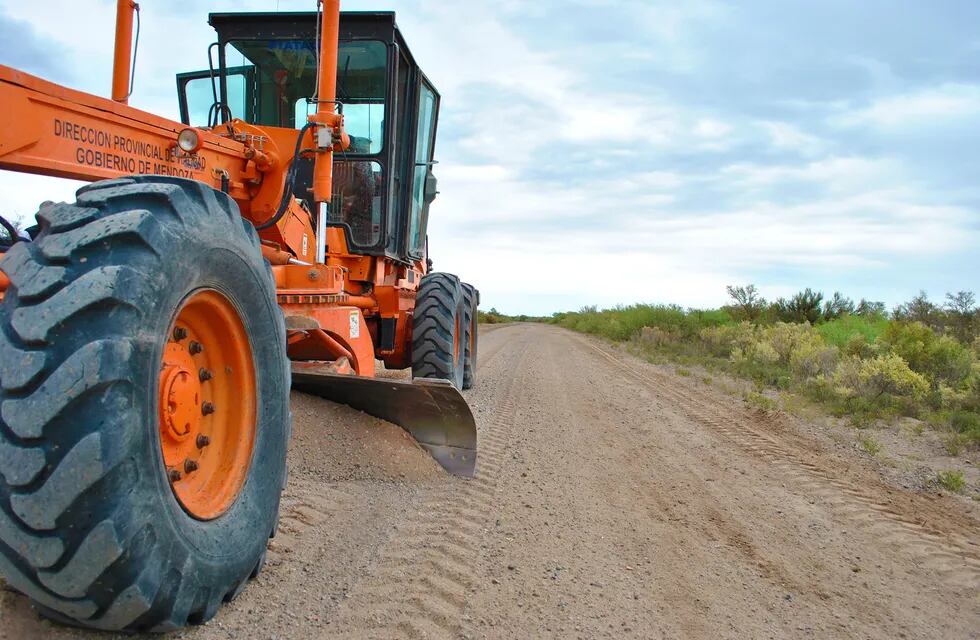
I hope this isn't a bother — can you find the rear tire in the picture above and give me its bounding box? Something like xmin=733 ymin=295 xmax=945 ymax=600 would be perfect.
xmin=411 ymin=273 xmax=465 ymax=389
xmin=0 ymin=177 xmax=289 ymax=631
xmin=461 ymin=283 xmax=479 ymax=390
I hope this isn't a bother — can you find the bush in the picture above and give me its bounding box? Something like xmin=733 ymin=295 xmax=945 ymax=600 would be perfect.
xmin=859 ymin=435 xmax=882 ymax=456
xmin=725 ymin=284 xmax=766 ymax=322
xmin=699 ymin=323 xmax=755 ymax=357
xmin=832 ymin=353 xmax=929 ymax=414
xmin=767 ymin=322 xmax=816 ymax=363
xmin=823 ymin=292 xmax=855 ymax=321
xmin=744 ymin=391 xmax=777 ymax=412
xmin=944 ymin=291 xmax=977 ymax=343
xmin=774 ymin=288 xmax=823 ymax=324
xmin=934 ymin=409 xmax=980 ymax=452
xmin=817 ymin=315 xmax=889 ymax=348
xmin=790 ymin=341 xmax=838 ymax=380
xmin=636 ymin=326 xmax=679 ymax=348
xmin=755 ymin=341 xmax=781 ymax=365
xmin=558 ymin=303 xmax=732 ymax=343
xmin=893 ymin=291 xmax=943 ymax=331
xmin=936 ymin=470 xmax=965 ymax=493
xmin=858 ymin=354 xmax=930 ymax=401
xmin=843 ymin=332 xmax=877 ymax=359
xmin=880 ymin=321 xmax=973 ymax=388
xmin=558 ymin=291 xmax=979 ymax=449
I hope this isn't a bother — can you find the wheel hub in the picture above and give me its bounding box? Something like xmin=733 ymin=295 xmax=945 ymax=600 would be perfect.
xmin=159 ymin=344 xmax=201 ymax=442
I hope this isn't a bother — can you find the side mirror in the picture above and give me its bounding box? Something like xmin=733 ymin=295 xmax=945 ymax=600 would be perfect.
xmin=424 ymin=170 xmax=438 ymax=205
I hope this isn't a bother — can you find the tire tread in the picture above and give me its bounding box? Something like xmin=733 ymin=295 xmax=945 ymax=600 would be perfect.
xmin=411 ymin=273 xmax=464 ymax=388
xmin=0 ymin=176 xmax=287 ymax=631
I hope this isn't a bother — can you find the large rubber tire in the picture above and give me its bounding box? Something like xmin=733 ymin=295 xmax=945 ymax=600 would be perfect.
xmin=0 ymin=176 xmax=289 ymax=632
xmin=411 ymin=273 xmax=466 ymax=389
xmin=461 ymin=283 xmax=479 ymax=390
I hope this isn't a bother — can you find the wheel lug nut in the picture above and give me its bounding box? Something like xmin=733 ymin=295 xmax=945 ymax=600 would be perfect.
xmin=168 ymin=468 xmax=181 ymax=482
xmin=196 ymin=434 xmax=211 ymax=448
xmin=173 ymin=327 xmax=188 ymax=341
xmin=184 ymin=459 xmax=199 ymax=474
xmin=201 ymin=401 xmax=216 ymax=416
xmin=199 ymin=368 xmax=213 ymax=382
xmin=189 ymin=341 xmax=203 ymax=355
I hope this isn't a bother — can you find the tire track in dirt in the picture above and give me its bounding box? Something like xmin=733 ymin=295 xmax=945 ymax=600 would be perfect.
xmin=326 ymin=327 xmax=533 ymax=638
xmin=536 ymin=338 xmax=717 ymax=638
xmin=270 ymin=484 xmax=354 ymax=550
xmin=474 ymin=323 xmax=523 ymax=372
xmin=572 ymin=333 xmax=980 ymax=590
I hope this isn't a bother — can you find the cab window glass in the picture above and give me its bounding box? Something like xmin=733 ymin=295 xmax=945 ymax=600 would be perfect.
xmin=331 ymin=160 xmax=383 ymax=245
xmin=182 ymin=71 xmax=247 ymax=126
xmin=409 ymin=83 xmax=437 ymax=253
xmin=226 ymin=38 xmax=386 ymax=151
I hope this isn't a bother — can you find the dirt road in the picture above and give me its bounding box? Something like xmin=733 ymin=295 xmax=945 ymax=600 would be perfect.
xmin=2 ymin=323 xmax=977 ymax=639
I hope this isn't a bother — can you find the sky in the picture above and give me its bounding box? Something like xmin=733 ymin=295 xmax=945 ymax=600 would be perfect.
xmin=1 ymin=0 xmax=978 ymax=315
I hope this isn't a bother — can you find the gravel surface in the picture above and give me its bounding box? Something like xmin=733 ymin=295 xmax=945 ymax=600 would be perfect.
xmin=2 ymin=323 xmax=977 ymax=639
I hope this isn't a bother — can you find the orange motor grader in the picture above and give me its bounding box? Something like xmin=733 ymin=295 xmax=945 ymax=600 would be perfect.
xmin=0 ymin=1 xmax=478 ymax=631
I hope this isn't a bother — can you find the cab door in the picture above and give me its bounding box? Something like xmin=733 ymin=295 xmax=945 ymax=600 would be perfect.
xmin=176 ymin=66 xmax=254 ymax=126
xmin=405 ymin=78 xmax=440 ymax=259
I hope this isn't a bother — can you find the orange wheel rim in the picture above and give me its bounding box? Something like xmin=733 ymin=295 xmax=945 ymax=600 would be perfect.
xmin=158 ymin=290 xmax=256 ymax=520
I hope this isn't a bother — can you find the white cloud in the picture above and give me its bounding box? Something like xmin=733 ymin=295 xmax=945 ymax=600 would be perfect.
xmin=836 ymin=84 xmax=980 ymax=128
xmin=720 ymin=156 xmax=902 ymax=193
xmin=759 ymin=121 xmax=827 ymax=157
xmin=1 ymin=0 xmax=977 ymax=315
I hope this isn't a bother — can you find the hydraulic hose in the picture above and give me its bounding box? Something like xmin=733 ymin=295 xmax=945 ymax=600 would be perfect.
xmin=254 ymin=121 xmax=316 ymax=231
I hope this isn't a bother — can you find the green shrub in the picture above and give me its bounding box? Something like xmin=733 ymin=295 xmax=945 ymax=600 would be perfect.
xmin=859 ymin=435 xmax=882 ymax=456
xmin=479 ymin=307 xmax=506 ymax=324
xmin=818 ymin=315 xmax=889 ymax=348
xmin=559 ymin=303 xmax=733 ymax=343
xmin=637 ymin=326 xmax=679 ymax=348
xmin=945 ymin=434 xmax=970 ymax=456
xmin=843 ymin=332 xmax=877 ymax=359
xmin=789 ymin=340 xmax=838 ymax=380
xmin=833 ymin=354 xmax=928 ymax=408
xmin=699 ymin=323 xmax=755 ymax=357
xmin=859 ymin=354 xmax=930 ymax=400
xmin=767 ymin=322 xmax=815 ymax=363
xmin=744 ymin=391 xmax=777 ymax=412
xmin=774 ymin=289 xmax=823 ymax=324
xmin=732 ymin=341 xmax=780 ymax=366
xmin=936 ymin=470 xmax=965 ymax=493
xmin=933 ymin=409 xmax=980 ymax=453
xmin=949 ymin=408 xmax=980 ymax=436
xmin=559 ymin=294 xmax=979 ymax=437
xmin=880 ymin=321 xmax=973 ymax=388
xmin=823 ymin=292 xmax=856 ymax=321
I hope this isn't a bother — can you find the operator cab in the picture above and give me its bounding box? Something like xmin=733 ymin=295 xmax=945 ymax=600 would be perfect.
xmin=176 ymin=12 xmax=439 ymax=262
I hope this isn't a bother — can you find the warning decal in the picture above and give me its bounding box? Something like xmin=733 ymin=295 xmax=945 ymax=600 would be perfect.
xmin=349 ymin=311 xmax=360 ymax=339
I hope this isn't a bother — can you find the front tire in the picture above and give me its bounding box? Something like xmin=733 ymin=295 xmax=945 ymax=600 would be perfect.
xmin=412 ymin=273 xmax=466 ymax=389
xmin=0 ymin=177 xmax=289 ymax=631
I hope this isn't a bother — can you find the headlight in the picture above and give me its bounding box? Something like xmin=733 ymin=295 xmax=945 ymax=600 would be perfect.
xmin=177 ymin=128 xmax=203 ymax=153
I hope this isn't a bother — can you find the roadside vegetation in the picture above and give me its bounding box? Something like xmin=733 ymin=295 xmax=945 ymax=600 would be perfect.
xmin=551 ymin=287 xmax=980 ymax=460
xmin=478 ymin=307 xmax=550 ymax=324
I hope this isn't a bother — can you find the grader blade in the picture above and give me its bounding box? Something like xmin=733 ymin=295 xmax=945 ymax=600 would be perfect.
xmin=291 ymin=365 xmax=478 ymax=477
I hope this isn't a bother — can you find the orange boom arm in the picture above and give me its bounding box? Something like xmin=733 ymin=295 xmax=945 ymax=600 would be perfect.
xmin=0 ymin=65 xmax=296 ymax=222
